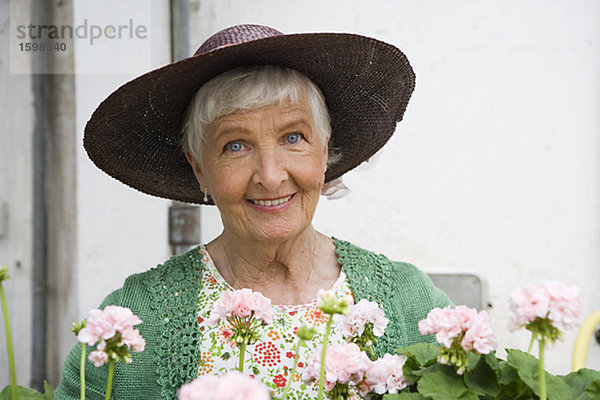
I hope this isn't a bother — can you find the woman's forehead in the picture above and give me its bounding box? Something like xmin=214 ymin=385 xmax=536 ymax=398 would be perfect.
xmin=212 ymin=100 xmax=314 ymax=130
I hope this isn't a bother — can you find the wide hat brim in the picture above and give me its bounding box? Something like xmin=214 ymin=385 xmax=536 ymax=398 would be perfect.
xmin=84 ymin=31 xmax=415 ymax=204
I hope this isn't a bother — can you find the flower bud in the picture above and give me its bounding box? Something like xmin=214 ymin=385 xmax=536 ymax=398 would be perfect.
xmin=0 ymin=266 xmax=9 ymax=282
xmin=296 ymin=325 xmax=317 ymax=341
xmin=71 ymin=319 xmax=87 ymax=336
xmin=318 ymin=290 xmax=351 ymax=315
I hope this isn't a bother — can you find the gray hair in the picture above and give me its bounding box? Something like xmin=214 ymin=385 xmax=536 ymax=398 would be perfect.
xmin=181 ymin=65 xmax=340 ymax=165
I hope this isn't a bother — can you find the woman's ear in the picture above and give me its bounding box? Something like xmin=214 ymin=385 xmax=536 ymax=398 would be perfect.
xmin=184 ymin=151 xmax=206 ymax=188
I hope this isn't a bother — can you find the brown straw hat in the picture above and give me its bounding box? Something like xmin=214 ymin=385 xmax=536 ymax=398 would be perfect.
xmin=84 ymin=24 xmax=415 ymax=204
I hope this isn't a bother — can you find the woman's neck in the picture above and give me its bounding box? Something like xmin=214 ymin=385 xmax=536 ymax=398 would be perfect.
xmin=207 ymin=228 xmax=340 ymax=304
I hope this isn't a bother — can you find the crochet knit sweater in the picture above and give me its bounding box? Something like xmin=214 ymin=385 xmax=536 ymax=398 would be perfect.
xmin=55 ymin=239 xmax=451 ymax=400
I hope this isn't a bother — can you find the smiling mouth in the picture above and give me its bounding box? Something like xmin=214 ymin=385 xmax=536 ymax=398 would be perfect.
xmin=249 ymin=194 xmax=293 ymax=207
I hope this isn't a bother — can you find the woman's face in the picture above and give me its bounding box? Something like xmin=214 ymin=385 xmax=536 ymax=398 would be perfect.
xmin=187 ymin=98 xmax=329 ymax=243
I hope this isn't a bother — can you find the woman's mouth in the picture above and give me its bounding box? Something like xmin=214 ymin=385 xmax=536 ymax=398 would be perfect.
xmin=249 ymin=194 xmax=293 ymax=207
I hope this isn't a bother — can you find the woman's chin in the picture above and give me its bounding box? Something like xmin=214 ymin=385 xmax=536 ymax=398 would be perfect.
xmin=231 ymin=221 xmax=312 ymax=245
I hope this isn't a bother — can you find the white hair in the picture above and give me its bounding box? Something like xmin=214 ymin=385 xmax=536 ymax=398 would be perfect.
xmin=180 ymin=65 xmax=340 ymax=165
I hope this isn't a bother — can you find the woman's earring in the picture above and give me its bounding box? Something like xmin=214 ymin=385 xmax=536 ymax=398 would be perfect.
xmin=203 ymin=187 xmax=208 ymax=203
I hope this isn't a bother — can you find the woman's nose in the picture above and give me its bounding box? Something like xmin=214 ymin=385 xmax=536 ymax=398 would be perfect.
xmin=252 ymin=149 xmax=288 ymax=191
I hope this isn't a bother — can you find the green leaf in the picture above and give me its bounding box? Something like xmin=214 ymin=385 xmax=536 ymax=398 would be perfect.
xmin=402 ymin=356 xmax=423 ymax=383
xmin=43 ymin=381 xmax=54 ymax=400
xmin=483 ymin=352 xmax=504 ymax=384
xmin=464 ymin=351 xmax=482 ymax=373
xmin=483 ymin=352 xmax=501 ymax=374
xmin=398 ymin=343 xmax=440 ymax=366
xmin=506 ymin=349 xmax=573 ymax=400
xmin=398 ymin=343 xmax=441 ymax=383
xmin=464 ymin=354 xmax=500 ymax=397
xmin=0 ymin=385 xmax=45 ymax=399
xmin=383 ymin=393 xmax=431 ymax=399
xmin=497 ymin=360 xmax=519 ymax=386
xmin=416 ymin=364 xmax=479 ymax=400
xmin=559 ymin=368 xmax=600 ymax=400
xmin=490 ymin=360 xmax=534 ymax=399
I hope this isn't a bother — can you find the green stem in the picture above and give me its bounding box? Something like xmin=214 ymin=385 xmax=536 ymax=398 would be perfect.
xmin=281 ymin=340 xmax=303 ymax=400
xmin=527 ymin=334 xmax=536 ymax=353
xmin=366 ymin=343 xmax=376 ymax=360
xmin=105 ymin=361 xmax=114 ymax=400
xmin=0 ymin=284 xmax=17 ymax=400
xmin=238 ymin=343 xmax=246 ymax=373
xmin=538 ymin=338 xmax=546 ymax=400
xmin=316 ymin=316 xmax=334 ymax=400
xmin=80 ymin=343 xmax=86 ymax=400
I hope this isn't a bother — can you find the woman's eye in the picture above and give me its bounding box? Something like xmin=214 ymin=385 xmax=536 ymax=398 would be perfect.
xmin=225 ymin=141 xmax=244 ymax=152
xmin=285 ymin=132 xmax=302 ymax=144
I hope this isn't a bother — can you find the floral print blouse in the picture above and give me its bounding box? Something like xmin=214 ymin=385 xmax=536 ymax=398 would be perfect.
xmin=196 ymin=245 xmax=354 ymax=399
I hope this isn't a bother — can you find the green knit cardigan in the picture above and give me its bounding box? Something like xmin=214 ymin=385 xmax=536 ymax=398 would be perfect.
xmin=55 ymin=239 xmax=451 ymax=400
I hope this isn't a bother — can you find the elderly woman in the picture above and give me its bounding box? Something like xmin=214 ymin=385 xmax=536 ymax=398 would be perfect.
xmin=56 ymin=24 xmax=451 ymax=399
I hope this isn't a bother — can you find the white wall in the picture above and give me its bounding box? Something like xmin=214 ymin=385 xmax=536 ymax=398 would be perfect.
xmin=191 ymin=0 xmax=600 ymax=374
xmin=71 ymin=0 xmax=172 ymax=332
xmin=0 ymin=1 xmax=34 ymax=386
xmin=2 ymin=0 xmax=172 ymax=386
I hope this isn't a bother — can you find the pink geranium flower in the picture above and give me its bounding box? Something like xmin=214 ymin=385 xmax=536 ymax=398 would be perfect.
xmin=120 ymin=327 xmax=146 ymax=353
xmin=419 ymin=306 xmax=497 ymax=354
xmin=178 ymin=371 xmax=270 ymax=400
xmin=104 ymin=305 xmax=143 ymax=332
xmin=461 ymin=310 xmax=497 ymax=354
xmin=77 ymin=309 xmax=116 ymax=345
xmin=88 ymin=350 xmax=108 ymax=367
xmin=78 ymin=306 xmax=143 ymax=345
xmin=77 ymin=305 xmax=145 ymax=367
xmin=361 ymin=353 xmax=408 ymax=395
xmin=208 ymin=289 xmax=274 ymax=372
xmin=302 ymin=342 xmax=372 ymax=392
xmin=508 ymin=281 xmax=581 ymax=332
xmin=333 ymin=299 xmax=389 ymax=338
xmin=208 ymin=288 xmax=273 ymax=326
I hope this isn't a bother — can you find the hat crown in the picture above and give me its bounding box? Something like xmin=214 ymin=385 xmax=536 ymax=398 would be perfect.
xmin=194 ymin=24 xmax=284 ymax=55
